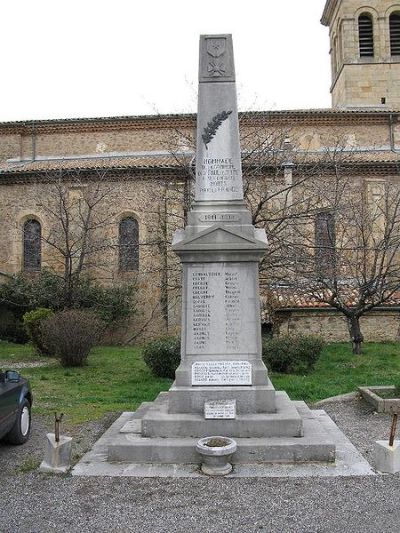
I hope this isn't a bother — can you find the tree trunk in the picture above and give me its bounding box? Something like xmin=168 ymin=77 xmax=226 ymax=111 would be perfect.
xmin=347 ymin=315 xmax=364 ymax=355
xmin=159 ymin=191 xmax=169 ymax=330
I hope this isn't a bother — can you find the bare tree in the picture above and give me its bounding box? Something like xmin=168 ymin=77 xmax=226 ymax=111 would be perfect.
xmin=33 ymin=168 xmax=120 ymax=306
xmin=278 ymin=152 xmax=400 ymax=354
xmin=159 ymin=116 xmax=333 ymax=332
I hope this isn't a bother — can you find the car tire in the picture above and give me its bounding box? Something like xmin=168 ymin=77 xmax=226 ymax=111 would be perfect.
xmin=5 ymin=398 xmax=32 ymax=445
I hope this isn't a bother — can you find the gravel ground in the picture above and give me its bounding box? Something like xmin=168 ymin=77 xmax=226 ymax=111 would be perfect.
xmin=1 ymin=397 xmax=400 ymax=533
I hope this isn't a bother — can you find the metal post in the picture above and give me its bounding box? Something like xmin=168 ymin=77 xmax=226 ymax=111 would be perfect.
xmin=54 ymin=412 xmax=64 ymax=443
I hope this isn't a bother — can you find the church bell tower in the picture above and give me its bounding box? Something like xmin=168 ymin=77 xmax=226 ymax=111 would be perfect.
xmin=321 ymin=0 xmax=400 ymax=108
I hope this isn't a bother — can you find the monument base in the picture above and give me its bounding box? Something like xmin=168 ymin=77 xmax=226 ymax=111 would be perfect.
xmin=106 ymin=394 xmax=335 ymax=465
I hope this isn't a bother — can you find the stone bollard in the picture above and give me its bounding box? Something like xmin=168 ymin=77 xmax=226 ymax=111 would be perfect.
xmin=373 ymin=440 xmax=400 ymax=474
xmin=39 ymin=433 xmax=73 ymax=474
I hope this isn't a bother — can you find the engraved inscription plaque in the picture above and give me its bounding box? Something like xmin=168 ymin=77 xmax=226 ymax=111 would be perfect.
xmin=196 ymin=156 xmax=242 ymax=200
xmin=204 ymin=399 xmax=236 ymax=419
xmin=198 ymin=213 xmax=240 ymax=223
xmin=187 ymin=263 xmax=258 ymax=355
xmin=192 ymin=361 xmax=252 ymax=386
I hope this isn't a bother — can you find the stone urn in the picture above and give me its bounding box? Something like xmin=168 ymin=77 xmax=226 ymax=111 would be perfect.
xmin=196 ymin=436 xmax=237 ymax=476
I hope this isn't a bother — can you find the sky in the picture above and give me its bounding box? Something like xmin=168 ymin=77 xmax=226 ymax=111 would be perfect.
xmin=0 ymin=0 xmax=331 ymax=122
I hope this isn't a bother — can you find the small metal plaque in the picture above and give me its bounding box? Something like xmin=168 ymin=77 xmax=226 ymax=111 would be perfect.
xmin=204 ymin=399 xmax=236 ymax=419
xmin=192 ymin=361 xmax=252 ymax=386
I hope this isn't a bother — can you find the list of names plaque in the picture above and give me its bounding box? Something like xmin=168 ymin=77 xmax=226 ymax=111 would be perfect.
xmin=186 ymin=263 xmax=257 ymax=355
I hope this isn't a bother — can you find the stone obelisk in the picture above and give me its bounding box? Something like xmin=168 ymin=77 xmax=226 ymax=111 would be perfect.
xmin=171 ymin=34 xmax=272 ymax=412
xmin=107 ymin=35 xmax=335 ymax=466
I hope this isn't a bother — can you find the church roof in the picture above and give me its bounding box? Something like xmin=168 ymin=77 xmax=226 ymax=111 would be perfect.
xmin=0 ymin=108 xmax=399 ymax=134
xmin=263 ymin=286 xmax=400 ymax=311
xmin=321 ymin=0 xmax=339 ymax=26
xmin=0 ymin=153 xmax=185 ymax=174
xmin=1 ymin=150 xmax=399 ymax=177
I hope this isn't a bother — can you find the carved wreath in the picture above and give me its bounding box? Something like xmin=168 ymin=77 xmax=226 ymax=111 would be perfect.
xmin=202 ymin=110 xmax=232 ymax=148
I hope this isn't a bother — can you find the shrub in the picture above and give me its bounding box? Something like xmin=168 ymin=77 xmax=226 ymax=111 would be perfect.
xmin=262 ymin=334 xmax=325 ymax=375
xmin=23 ymin=308 xmax=55 ymax=355
xmin=142 ymin=336 xmax=181 ymax=379
xmin=91 ymin=283 xmax=137 ymax=325
xmin=0 ymin=271 xmax=136 ymax=336
xmin=0 ymin=306 xmax=28 ymax=343
xmin=41 ymin=309 xmax=102 ymax=367
xmin=0 ymin=275 xmax=33 ymax=343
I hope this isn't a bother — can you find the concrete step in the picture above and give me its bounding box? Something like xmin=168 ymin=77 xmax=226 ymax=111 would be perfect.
xmin=168 ymin=382 xmax=276 ymax=414
xmin=137 ymin=391 xmax=304 ymax=438
xmin=108 ymin=407 xmax=334 ymax=464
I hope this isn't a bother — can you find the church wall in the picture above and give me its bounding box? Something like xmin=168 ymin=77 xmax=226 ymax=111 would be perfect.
xmin=0 ymin=134 xmax=21 ymax=160
xmin=16 ymin=127 xmax=193 ymax=160
xmin=0 ymin=174 xmax=186 ymax=343
xmin=1 ymin=109 xmax=399 ymax=343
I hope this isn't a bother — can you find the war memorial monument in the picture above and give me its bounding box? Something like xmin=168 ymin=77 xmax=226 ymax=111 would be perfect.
xmin=72 ymin=35 xmax=380 ymax=477
xmin=96 ymin=34 xmax=337 ymax=470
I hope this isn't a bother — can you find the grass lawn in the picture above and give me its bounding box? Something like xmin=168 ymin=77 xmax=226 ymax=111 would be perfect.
xmin=271 ymin=342 xmax=400 ymax=402
xmin=0 ymin=341 xmax=171 ymax=425
xmin=1 ymin=340 xmax=400 ymax=425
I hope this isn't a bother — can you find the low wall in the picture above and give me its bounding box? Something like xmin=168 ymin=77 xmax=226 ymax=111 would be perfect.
xmin=275 ymin=308 xmax=400 ymax=343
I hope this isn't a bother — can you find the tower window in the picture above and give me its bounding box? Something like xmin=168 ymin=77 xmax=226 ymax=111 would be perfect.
xmin=390 ymin=13 xmax=400 ymax=56
xmin=358 ymin=14 xmax=374 ymax=57
xmin=119 ymin=217 xmax=139 ymax=271
xmin=23 ymin=219 xmax=41 ymax=272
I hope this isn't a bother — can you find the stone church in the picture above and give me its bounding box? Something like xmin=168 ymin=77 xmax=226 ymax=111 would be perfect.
xmin=1 ymin=0 xmax=400 ymax=342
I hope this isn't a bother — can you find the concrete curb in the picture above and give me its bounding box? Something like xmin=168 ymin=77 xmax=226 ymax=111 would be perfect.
xmin=313 ymin=391 xmax=359 ymax=407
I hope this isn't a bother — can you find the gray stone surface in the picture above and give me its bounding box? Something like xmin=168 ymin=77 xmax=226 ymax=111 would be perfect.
xmin=80 ymin=400 xmax=336 ymax=468
xmin=171 ymin=35 xmax=269 ymax=398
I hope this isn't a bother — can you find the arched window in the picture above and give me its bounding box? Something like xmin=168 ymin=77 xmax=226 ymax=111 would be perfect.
xmin=390 ymin=13 xmax=400 ymax=55
xmin=358 ymin=14 xmax=374 ymax=57
xmin=315 ymin=212 xmax=336 ymax=278
xmin=23 ymin=219 xmax=41 ymax=272
xmin=119 ymin=217 xmax=139 ymax=271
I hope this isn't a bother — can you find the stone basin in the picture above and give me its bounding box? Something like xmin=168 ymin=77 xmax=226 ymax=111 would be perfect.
xmin=196 ymin=436 xmax=237 ymax=476
xmin=358 ymin=386 xmax=400 ymax=414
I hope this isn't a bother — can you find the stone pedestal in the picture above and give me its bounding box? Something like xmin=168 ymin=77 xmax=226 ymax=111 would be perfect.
xmin=373 ymin=440 xmax=400 ymax=473
xmin=39 ymin=433 xmax=72 ymax=474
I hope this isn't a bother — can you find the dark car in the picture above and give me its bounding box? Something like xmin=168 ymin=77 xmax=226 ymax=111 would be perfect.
xmin=0 ymin=370 xmax=33 ymax=444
